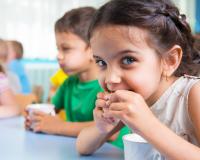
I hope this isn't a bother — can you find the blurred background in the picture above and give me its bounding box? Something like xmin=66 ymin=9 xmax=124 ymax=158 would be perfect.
xmin=0 ymin=0 xmax=199 ymax=102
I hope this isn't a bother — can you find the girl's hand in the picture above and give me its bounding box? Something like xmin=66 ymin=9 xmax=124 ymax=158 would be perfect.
xmin=94 ymin=92 xmax=120 ymax=134
xmin=103 ymin=90 xmax=156 ymax=133
xmin=29 ymin=111 xmax=64 ymax=134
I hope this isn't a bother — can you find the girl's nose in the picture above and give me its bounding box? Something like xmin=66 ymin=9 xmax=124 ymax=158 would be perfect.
xmin=105 ymin=69 xmax=121 ymax=84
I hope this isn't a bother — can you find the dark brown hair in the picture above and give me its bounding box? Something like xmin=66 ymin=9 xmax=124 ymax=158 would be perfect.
xmin=55 ymin=7 xmax=96 ymax=45
xmin=89 ymin=0 xmax=200 ymax=76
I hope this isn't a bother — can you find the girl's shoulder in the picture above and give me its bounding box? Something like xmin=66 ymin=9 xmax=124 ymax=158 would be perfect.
xmin=188 ymin=78 xmax=200 ymax=100
xmin=187 ymin=75 xmax=200 ymax=113
xmin=187 ymin=78 xmax=200 ymax=133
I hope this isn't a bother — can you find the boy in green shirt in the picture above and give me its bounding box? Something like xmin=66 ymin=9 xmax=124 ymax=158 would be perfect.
xmin=25 ymin=7 xmax=102 ymax=137
xmin=25 ymin=7 xmax=129 ymax=149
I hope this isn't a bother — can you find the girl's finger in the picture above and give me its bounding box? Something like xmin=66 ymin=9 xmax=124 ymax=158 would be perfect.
xmin=105 ymin=110 xmax=127 ymax=120
xmin=109 ymin=102 xmax=128 ymax=111
xmin=95 ymin=99 xmax=106 ymax=109
xmin=93 ymin=107 xmax=103 ymax=119
xmin=110 ymin=90 xmax=140 ymax=103
xmin=97 ymin=92 xmax=112 ymax=100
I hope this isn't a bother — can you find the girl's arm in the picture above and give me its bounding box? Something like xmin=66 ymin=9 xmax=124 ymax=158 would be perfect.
xmin=106 ymin=89 xmax=200 ymax=160
xmin=76 ymin=121 xmax=123 ymax=155
xmin=0 ymin=89 xmax=20 ymax=118
xmin=55 ymin=120 xmax=95 ymax=136
xmin=144 ymin=81 xmax=200 ymax=160
xmin=140 ymin=116 xmax=200 ymax=160
xmin=76 ymin=92 xmax=124 ymax=155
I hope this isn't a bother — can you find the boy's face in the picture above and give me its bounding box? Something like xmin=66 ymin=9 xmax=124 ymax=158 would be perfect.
xmin=91 ymin=26 xmax=165 ymax=105
xmin=55 ymin=32 xmax=91 ymax=75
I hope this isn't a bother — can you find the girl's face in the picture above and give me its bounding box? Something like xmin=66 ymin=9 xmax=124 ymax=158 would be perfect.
xmin=56 ymin=32 xmax=92 ymax=75
xmin=91 ymin=26 xmax=165 ymax=105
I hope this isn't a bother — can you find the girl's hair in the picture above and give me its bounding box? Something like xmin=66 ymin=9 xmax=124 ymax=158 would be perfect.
xmin=55 ymin=7 xmax=96 ymax=45
xmin=89 ymin=0 xmax=200 ymax=76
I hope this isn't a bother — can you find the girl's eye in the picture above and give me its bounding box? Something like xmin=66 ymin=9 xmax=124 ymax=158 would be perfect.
xmin=96 ymin=59 xmax=107 ymax=67
xmin=121 ymin=57 xmax=135 ymax=65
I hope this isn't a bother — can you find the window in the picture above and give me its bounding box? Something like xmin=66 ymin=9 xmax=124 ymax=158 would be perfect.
xmin=0 ymin=0 xmax=108 ymax=59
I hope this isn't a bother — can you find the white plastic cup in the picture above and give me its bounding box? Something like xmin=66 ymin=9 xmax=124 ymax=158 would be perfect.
xmin=123 ymin=133 xmax=164 ymax=160
xmin=26 ymin=103 xmax=55 ymax=116
xmin=26 ymin=103 xmax=56 ymax=129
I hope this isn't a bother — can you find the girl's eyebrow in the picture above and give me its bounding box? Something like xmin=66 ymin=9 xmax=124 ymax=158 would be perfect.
xmin=93 ymin=49 xmax=140 ymax=60
xmin=116 ymin=49 xmax=139 ymax=55
xmin=93 ymin=55 xmax=101 ymax=59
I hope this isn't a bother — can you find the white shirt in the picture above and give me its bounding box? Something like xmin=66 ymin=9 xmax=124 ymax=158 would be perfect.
xmin=151 ymin=75 xmax=200 ymax=146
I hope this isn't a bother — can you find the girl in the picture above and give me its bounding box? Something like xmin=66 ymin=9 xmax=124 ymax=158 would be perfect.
xmin=76 ymin=0 xmax=200 ymax=159
xmin=0 ymin=63 xmax=20 ymax=118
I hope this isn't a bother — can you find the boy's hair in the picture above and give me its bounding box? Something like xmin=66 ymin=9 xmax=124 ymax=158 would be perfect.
xmin=55 ymin=7 xmax=96 ymax=45
xmin=89 ymin=0 xmax=200 ymax=76
xmin=7 ymin=40 xmax=23 ymax=59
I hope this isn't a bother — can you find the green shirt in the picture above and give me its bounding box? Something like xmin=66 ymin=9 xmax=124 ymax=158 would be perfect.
xmin=110 ymin=126 xmax=131 ymax=149
xmin=51 ymin=75 xmax=103 ymax=122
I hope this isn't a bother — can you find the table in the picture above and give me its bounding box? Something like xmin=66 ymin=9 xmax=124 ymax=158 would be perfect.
xmin=0 ymin=117 xmax=124 ymax=160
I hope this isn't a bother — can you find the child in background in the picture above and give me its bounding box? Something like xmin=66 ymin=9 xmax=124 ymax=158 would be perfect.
xmin=76 ymin=0 xmax=200 ymax=159
xmin=25 ymin=7 xmax=103 ymax=137
xmin=0 ymin=63 xmax=20 ymax=118
xmin=0 ymin=39 xmax=21 ymax=93
xmin=6 ymin=40 xmax=31 ymax=94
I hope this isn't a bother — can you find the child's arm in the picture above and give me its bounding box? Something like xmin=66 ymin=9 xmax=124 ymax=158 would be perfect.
xmin=105 ymin=89 xmax=200 ymax=160
xmin=76 ymin=121 xmax=123 ymax=155
xmin=76 ymin=92 xmax=123 ymax=155
xmin=146 ymin=81 xmax=200 ymax=160
xmin=27 ymin=111 xmax=94 ymax=136
xmin=0 ymin=89 xmax=20 ymax=118
xmin=142 ymin=118 xmax=200 ymax=160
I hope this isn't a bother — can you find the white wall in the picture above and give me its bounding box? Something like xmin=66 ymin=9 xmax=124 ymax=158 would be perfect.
xmin=0 ymin=0 xmax=195 ymax=59
xmin=172 ymin=0 xmax=196 ymax=31
xmin=0 ymin=0 xmax=108 ymax=59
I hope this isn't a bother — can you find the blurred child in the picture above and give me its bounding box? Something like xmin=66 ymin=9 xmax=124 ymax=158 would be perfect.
xmin=0 ymin=63 xmax=20 ymax=118
xmin=0 ymin=39 xmax=21 ymax=93
xmin=6 ymin=40 xmax=31 ymax=94
xmin=25 ymin=7 xmax=103 ymax=137
xmin=76 ymin=0 xmax=200 ymax=159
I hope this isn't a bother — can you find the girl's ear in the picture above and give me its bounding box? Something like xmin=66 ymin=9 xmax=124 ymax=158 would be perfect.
xmin=162 ymin=45 xmax=183 ymax=77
